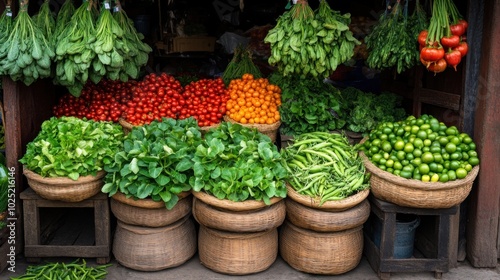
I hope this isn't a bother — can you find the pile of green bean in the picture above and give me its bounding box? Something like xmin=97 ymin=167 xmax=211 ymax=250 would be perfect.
xmin=281 ymin=132 xmax=370 ymax=205
xmin=11 ymin=259 xmax=111 ymax=280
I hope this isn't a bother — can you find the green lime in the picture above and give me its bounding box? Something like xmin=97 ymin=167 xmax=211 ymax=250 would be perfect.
xmin=413 ymin=138 xmax=424 ymax=149
xmin=450 ymin=136 xmax=461 ymax=145
xmin=433 ymin=153 xmax=443 ymax=163
xmin=427 ymin=132 xmax=437 ymax=141
xmin=442 ymin=153 xmax=450 ymax=161
xmin=449 ymin=160 xmax=461 ymax=170
xmin=405 ymin=153 xmax=414 ymax=161
xmin=383 ymin=152 xmax=390 ymax=159
xmin=418 ymin=163 xmax=430 ymax=175
xmin=450 ymin=152 xmax=462 ymax=160
xmin=464 ymin=164 xmax=473 ymax=172
xmin=421 ymin=152 xmax=434 ymax=163
xmin=462 ymin=135 xmax=473 ymax=144
xmin=429 ymin=162 xmax=438 ymax=172
xmin=468 ymin=157 xmax=480 ymax=166
xmin=371 ymin=139 xmax=382 ymax=147
xmin=371 ymin=153 xmax=383 ymax=163
xmin=430 ymin=146 xmax=442 ymax=154
xmin=447 ymin=170 xmax=457 ymax=181
xmin=468 ymin=150 xmax=478 ymax=158
xmin=445 ymin=143 xmax=457 ymax=153
xmin=403 ymin=143 xmax=414 ymax=153
xmin=423 ymin=139 xmax=432 ymax=147
xmin=385 ymin=159 xmax=394 ymax=168
xmin=439 ymin=173 xmax=449 ymax=183
xmin=412 ymin=158 xmax=422 ymax=167
xmin=446 ymin=126 xmax=459 ymax=136
xmin=378 ymin=164 xmax=387 ymax=171
xmin=381 ymin=141 xmax=393 ymax=153
xmin=379 ymin=134 xmax=388 ymax=141
xmin=393 ymin=169 xmax=401 ymax=176
xmin=386 ymin=167 xmax=394 ymax=174
xmin=402 ymin=165 xmax=414 ymax=172
xmin=411 ymin=125 xmax=420 ymax=135
xmin=393 ymin=161 xmax=403 ymax=170
xmin=412 ymin=148 xmax=423 ymax=158
xmin=394 ymin=140 xmax=405 ymax=151
xmin=396 ymin=128 xmax=405 ymax=136
xmin=421 ymin=175 xmax=431 ymax=182
xmin=401 ymin=159 xmax=410 ymax=166
xmin=413 ymin=173 xmax=422 ymax=180
xmin=396 ymin=151 xmax=406 ymax=161
xmin=436 ymin=164 xmax=444 ymax=173
xmin=469 ymin=142 xmax=477 ymax=150
xmin=416 ymin=130 xmax=428 ymax=140
xmin=437 ymin=136 xmax=449 ymax=146
xmin=456 ymin=168 xmax=467 ymax=179
xmin=400 ymin=170 xmax=412 ymax=179
xmin=404 ymin=125 xmax=412 ymax=132
xmin=379 ymin=158 xmax=387 ymax=166
xmin=461 ymin=152 xmax=469 ymax=161
xmin=382 ymin=127 xmax=392 ymax=135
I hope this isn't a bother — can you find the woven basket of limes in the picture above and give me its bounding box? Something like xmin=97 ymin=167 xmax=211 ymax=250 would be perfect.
xmin=358 ymin=114 xmax=479 ymax=209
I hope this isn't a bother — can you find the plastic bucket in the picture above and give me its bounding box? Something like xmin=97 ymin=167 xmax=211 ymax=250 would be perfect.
xmin=373 ymin=214 xmax=420 ymax=259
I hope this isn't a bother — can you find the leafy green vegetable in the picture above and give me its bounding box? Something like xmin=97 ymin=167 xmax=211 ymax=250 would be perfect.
xmin=269 ymin=72 xmax=346 ymax=136
xmin=33 ymin=0 xmax=56 ymax=51
xmin=190 ymin=122 xmax=288 ymax=204
xmin=102 ymin=118 xmax=202 ymax=209
xmin=341 ymin=87 xmax=407 ymax=134
xmin=19 ymin=116 xmax=124 ymax=180
xmin=52 ymin=0 xmax=75 ymax=48
xmin=0 ymin=163 xmax=8 ymax=213
xmin=0 ymin=6 xmax=14 ymax=76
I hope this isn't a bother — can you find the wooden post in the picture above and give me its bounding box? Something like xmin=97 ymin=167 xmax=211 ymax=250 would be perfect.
xmin=466 ymin=0 xmax=500 ymax=268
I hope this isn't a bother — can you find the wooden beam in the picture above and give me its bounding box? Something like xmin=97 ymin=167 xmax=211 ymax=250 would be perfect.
xmin=466 ymin=0 xmax=500 ymax=268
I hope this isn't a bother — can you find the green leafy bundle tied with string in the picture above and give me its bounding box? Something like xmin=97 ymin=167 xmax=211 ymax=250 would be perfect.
xmin=0 ymin=5 xmax=14 ymax=76
xmin=0 ymin=0 xmax=54 ymax=86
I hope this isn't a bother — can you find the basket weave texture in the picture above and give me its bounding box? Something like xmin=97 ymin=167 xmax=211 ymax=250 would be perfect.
xmin=286 ymin=183 xmax=370 ymax=211
xmin=23 ymin=167 xmax=105 ymax=202
xmin=111 ymin=193 xmax=192 ymax=227
xmin=113 ymin=216 xmax=196 ymax=271
xmin=285 ymin=198 xmax=370 ymax=232
xmin=191 ymin=190 xmax=283 ymax=212
xmin=192 ymin=197 xmax=285 ymax=232
xmin=223 ymin=115 xmax=280 ymax=142
xmin=360 ymin=151 xmax=479 ymax=208
xmin=198 ymin=225 xmax=278 ymax=275
xmin=279 ymin=221 xmax=364 ymax=275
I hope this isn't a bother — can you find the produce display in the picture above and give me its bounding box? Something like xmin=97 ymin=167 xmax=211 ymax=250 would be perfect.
xmin=281 ymin=132 xmax=369 ymax=205
xmin=419 ymin=0 xmax=468 ymax=73
xmin=360 ymin=114 xmax=480 ymax=182
xmin=225 ymin=74 xmax=281 ymax=125
xmin=102 ymin=118 xmax=203 ymax=209
xmin=19 ymin=116 xmax=124 ymax=180
xmin=222 ymin=46 xmax=263 ymax=86
xmin=53 ymin=79 xmax=137 ymax=122
xmin=0 ymin=6 xmax=13 ymax=77
xmin=341 ymin=87 xmax=407 ymax=134
xmin=190 ymin=122 xmax=288 ymax=204
xmin=179 ymin=78 xmax=229 ymax=127
xmin=265 ymin=0 xmax=360 ymax=79
xmin=0 ymin=0 xmax=54 ymax=86
xmin=33 ymin=0 xmax=55 ymax=51
xmin=268 ymin=73 xmax=344 ymax=136
xmin=365 ymin=0 xmax=427 ymax=74
xmin=10 ymin=259 xmax=111 ymax=280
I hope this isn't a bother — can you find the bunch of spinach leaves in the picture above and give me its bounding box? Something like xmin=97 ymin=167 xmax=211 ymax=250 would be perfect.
xmin=102 ymin=117 xmax=202 ymax=209
xmin=268 ymin=73 xmax=346 ymax=137
xmin=190 ymin=122 xmax=288 ymax=205
xmin=19 ymin=116 xmax=124 ymax=180
xmin=341 ymin=87 xmax=407 ymax=134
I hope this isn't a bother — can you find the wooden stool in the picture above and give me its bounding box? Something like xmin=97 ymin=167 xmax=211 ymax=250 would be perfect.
xmin=20 ymin=188 xmax=111 ymax=264
xmin=364 ymin=195 xmax=458 ymax=280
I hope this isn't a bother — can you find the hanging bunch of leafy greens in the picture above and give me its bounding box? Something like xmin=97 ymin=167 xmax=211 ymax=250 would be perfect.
xmin=365 ymin=0 xmax=425 ymax=74
xmin=33 ymin=0 xmax=56 ymax=50
xmin=112 ymin=0 xmax=152 ymax=81
xmin=0 ymin=4 xmax=14 ymax=76
xmin=190 ymin=122 xmax=288 ymax=204
xmin=222 ymin=45 xmax=262 ymax=86
xmin=102 ymin=118 xmax=203 ymax=210
xmin=0 ymin=0 xmax=54 ymax=86
xmin=52 ymin=0 xmax=76 ymax=50
xmin=91 ymin=0 xmax=125 ymax=83
xmin=54 ymin=0 xmax=97 ymax=96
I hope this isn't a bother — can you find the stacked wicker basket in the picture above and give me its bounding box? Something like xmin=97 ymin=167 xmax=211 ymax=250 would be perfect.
xmin=192 ymin=191 xmax=286 ymax=275
xmin=110 ymin=191 xmax=196 ymax=271
xmin=279 ymin=185 xmax=371 ymax=275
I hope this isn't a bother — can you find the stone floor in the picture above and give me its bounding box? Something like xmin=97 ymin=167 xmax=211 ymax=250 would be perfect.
xmin=4 ymin=253 xmax=500 ymax=280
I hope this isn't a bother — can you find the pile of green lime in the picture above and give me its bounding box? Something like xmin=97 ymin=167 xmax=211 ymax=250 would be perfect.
xmin=360 ymin=114 xmax=480 ymax=182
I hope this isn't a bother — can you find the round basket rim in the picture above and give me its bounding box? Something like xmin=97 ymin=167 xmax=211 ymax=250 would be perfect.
xmin=359 ymin=150 xmax=480 ymax=190
xmin=200 ymin=224 xmax=272 ymax=239
xmin=111 ymin=190 xmax=191 ymax=209
xmin=116 ymin=214 xmax=189 ymax=234
xmin=223 ymin=115 xmax=281 ymax=132
xmin=286 ymin=184 xmax=369 ymax=211
xmin=284 ymin=220 xmax=363 ymax=236
xmin=191 ymin=190 xmax=283 ymax=212
xmin=200 ymin=122 xmax=221 ymax=131
xmin=23 ymin=166 xmax=106 ymax=185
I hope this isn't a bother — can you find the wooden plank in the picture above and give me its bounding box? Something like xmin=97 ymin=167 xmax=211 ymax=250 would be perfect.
xmin=0 ymin=239 xmax=10 ymax=273
xmin=466 ymin=0 xmax=500 ymax=268
xmin=24 ymin=245 xmax=110 ymax=258
xmin=93 ymin=199 xmax=110 ymax=248
xmin=22 ymin=200 xmax=40 ymax=246
xmin=418 ymin=89 xmax=461 ymax=111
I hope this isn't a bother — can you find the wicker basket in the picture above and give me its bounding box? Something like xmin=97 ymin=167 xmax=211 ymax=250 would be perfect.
xmin=199 ymin=122 xmax=221 ymax=136
xmin=198 ymin=225 xmax=278 ymax=275
xmin=111 ymin=192 xmax=192 ymax=227
xmin=279 ymin=221 xmax=364 ymax=275
xmin=286 ymin=183 xmax=370 ymax=211
xmin=360 ymin=151 xmax=480 ymax=208
xmin=285 ymin=198 xmax=370 ymax=232
xmin=118 ymin=118 xmax=136 ymax=135
xmin=192 ymin=197 xmax=285 ymax=233
xmin=223 ymin=115 xmax=281 ymax=143
xmin=23 ymin=167 xmax=105 ymax=202
xmin=191 ymin=190 xmax=283 ymax=212
xmin=113 ymin=216 xmax=196 ymax=271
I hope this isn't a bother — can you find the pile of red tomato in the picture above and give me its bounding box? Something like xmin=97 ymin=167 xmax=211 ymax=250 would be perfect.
xmin=53 ymin=73 xmax=229 ymax=127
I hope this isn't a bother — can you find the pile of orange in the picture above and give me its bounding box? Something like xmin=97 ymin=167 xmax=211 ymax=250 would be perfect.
xmin=225 ymin=73 xmax=282 ymax=125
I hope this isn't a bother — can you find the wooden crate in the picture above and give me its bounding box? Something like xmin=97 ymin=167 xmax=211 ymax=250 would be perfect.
xmin=20 ymin=188 xmax=111 ymax=264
